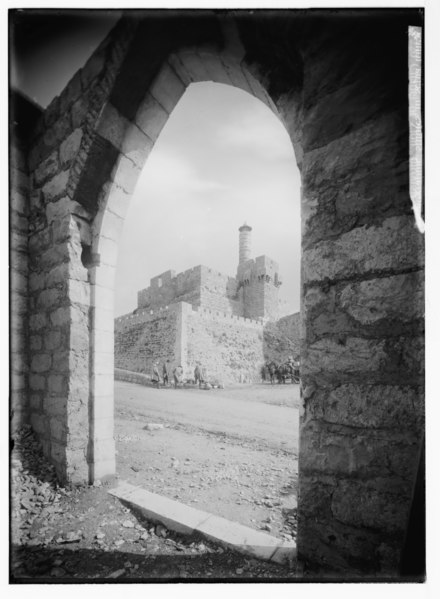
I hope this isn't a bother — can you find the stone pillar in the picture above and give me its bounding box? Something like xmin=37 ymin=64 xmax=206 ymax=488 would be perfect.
xmin=238 ymin=223 xmax=252 ymax=265
xmin=28 ymin=207 xmax=91 ymax=484
xmin=88 ymin=261 xmax=116 ymax=482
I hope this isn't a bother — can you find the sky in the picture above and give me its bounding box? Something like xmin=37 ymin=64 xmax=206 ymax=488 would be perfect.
xmin=10 ymin=11 xmax=301 ymax=317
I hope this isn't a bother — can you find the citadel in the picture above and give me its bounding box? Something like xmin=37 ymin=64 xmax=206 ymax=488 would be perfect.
xmin=114 ymin=223 xmax=300 ymax=383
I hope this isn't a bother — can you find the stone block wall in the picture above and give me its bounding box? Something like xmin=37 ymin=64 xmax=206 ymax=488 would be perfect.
xmin=137 ymin=264 xmax=242 ymax=315
xmin=288 ymin=16 xmax=425 ymax=576
xmin=200 ymin=267 xmax=239 ymax=301
xmin=114 ymin=368 xmax=150 ymax=386
xmin=137 ymin=268 xmax=194 ymax=310
xmin=237 ymin=255 xmax=281 ymax=320
xmin=114 ymin=301 xmax=284 ymax=384
xmin=138 ymin=266 xmax=203 ymax=310
xmin=199 ymin=290 xmax=243 ymax=316
xmin=10 ymin=135 xmax=30 ymax=432
xmin=185 ymin=307 xmax=265 ymax=383
xmin=115 ymin=304 xmax=179 ymax=374
xmin=23 ymin=19 xmax=137 ymax=483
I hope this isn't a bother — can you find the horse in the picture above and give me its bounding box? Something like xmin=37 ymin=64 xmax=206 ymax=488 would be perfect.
xmin=278 ymin=362 xmax=300 ymax=384
xmin=277 ymin=363 xmax=291 ymax=384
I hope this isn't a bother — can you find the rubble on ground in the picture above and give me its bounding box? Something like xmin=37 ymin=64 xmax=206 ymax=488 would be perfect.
xmin=10 ymin=425 xmax=296 ymax=581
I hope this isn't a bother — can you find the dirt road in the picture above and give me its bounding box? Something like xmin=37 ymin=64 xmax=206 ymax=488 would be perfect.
xmin=115 ymin=381 xmax=300 ymax=541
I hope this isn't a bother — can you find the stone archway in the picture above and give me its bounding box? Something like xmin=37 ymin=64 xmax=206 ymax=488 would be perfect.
xmin=13 ymin=10 xmax=424 ymax=576
xmin=87 ymin=44 xmax=294 ymax=482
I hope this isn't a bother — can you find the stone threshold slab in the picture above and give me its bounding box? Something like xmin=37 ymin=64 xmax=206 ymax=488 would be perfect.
xmin=109 ymin=480 xmax=296 ymax=565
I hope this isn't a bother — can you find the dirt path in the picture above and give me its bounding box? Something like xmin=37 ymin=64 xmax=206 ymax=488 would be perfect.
xmin=115 ymin=382 xmax=300 ymax=540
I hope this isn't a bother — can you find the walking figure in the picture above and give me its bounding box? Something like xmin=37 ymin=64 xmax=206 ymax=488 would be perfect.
xmin=152 ymin=361 xmax=161 ymax=389
xmin=173 ymin=364 xmax=183 ymax=388
xmin=194 ymin=363 xmax=203 ymax=387
xmin=162 ymin=360 xmax=170 ymax=386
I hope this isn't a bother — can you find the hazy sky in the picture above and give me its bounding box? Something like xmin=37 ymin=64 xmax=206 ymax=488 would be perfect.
xmin=10 ymin=12 xmax=301 ymax=317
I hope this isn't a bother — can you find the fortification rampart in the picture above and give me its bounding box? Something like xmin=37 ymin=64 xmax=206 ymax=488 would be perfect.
xmin=186 ymin=309 xmax=265 ymax=383
xmin=115 ymin=303 xmax=178 ymax=331
xmin=137 ymin=266 xmax=201 ymax=310
xmin=137 ymin=264 xmax=241 ymax=313
xmin=114 ymin=300 xmax=269 ymax=382
xmin=192 ymin=305 xmax=263 ymax=328
xmin=114 ymin=305 xmax=179 ymax=374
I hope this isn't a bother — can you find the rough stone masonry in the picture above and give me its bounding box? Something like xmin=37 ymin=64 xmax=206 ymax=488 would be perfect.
xmin=10 ymin=9 xmax=424 ymax=578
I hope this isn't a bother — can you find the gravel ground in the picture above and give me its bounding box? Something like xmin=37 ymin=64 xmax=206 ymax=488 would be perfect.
xmin=10 ymin=425 xmax=297 ymax=582
xmin=115 ymin=381 xmax=299 ymax=540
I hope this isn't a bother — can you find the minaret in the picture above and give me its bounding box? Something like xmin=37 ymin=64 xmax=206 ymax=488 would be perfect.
xmin=238 ymin=222 xmax=252 ymax=265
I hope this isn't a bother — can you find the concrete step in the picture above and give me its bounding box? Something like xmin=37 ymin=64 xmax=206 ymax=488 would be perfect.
xmin=108 ymin=480 xmax=296 ymax=565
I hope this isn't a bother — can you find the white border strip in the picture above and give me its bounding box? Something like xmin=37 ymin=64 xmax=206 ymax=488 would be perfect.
xmin=409 ymin=25 xmax=424 ymax=233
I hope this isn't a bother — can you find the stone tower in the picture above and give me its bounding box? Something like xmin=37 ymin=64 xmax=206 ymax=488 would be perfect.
xmin=236 ymin=223 xmax=282 ymax=321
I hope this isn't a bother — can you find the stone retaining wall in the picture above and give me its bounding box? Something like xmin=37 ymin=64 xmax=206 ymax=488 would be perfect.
xmin=114 ymin=368 xmax=150 ymax=386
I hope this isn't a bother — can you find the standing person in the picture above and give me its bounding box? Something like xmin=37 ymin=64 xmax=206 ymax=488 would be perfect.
xmin=162 ymin=360 xmax=170 ymax=387
xmin=293 ymin=357 xmax=300 ymax=384
xmin=194 ymin=363 xmax=202 ymax=387
xmin=152 ymin=361 xmax=161 ymax=389
xmin=173 ymin=364 xmax=183 ymax=388
xmin=201 ymin=365 xmax=207 ymax=386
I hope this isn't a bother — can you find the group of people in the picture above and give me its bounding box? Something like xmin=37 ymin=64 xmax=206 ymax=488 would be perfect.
xmin=151 ymin=360 xmax=183 ymax=389
xmin=151 ymin=361 xmax=207 ymax=389
xmin=262 ymin=355 xmax=300 ymax=384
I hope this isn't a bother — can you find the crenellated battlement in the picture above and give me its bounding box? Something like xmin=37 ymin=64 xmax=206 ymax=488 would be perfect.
xmin=115 ymin=300 xmax=265 ymax=332
xmin=193 ymin=305 xmax=264 ymax=329
xmin=115 ymin=304 xmax=177 ymax=330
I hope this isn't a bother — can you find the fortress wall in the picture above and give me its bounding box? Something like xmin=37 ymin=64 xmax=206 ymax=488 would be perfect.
xmin=242 ymin=281 xmax=265 ymax=319
xmin=175 ymin=266 xmax=203 ymax=297
xmin=114 ymin=305 xmax=179 ymax=374
xmin=115 ymin=305 xmax=175 ymax=330
xmin=200 ymin=267 xmax=238 ymax=298
xmin=137 ymin=265 xmax=204 ymax=309
xmin=115 ymin=302 xmax=272 ymax=383
xmin=137 ymin=264 xmax=244 ymax=314
xmin=262 ymin=283 xmax=281 ymax=321
xmin=263 ymin=313 xmax=301 ymax=364
xmin=185 ymin=308 xmax=265 ymax=383
xmin=199 ymin=290 xmax=244 ymax=316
